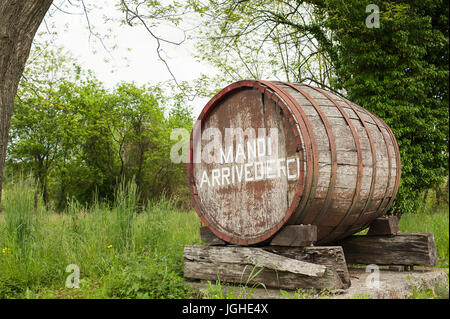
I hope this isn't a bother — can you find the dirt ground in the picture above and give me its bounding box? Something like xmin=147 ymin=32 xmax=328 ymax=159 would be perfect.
xmin=187 ymin=267 xmax=449 ymax=299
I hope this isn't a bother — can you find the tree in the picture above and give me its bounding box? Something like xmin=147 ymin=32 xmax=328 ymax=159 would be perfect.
xmin=8 ymin=45 xmax=108 ymax=208
xmin=8 ymin=44 xmax=194 ymax=208
xmin=0 ymin=0 xmax=53 ymax=202
xmin=9 ymin=84 xmax=79 ymax=208
xmin=193 ymin=0 xmax=333 ymax=89
xmin=318 ymin=0 xmax=449 ymax=214
xmin=193 ymin=0 xmax=449 ymax=214
xmin=0 ymin=0 xmax=197 ymax=204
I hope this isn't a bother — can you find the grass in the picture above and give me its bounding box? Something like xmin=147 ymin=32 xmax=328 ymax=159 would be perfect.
xmin=406 ymin=270 xmax=449 ymax=299
xmin=0 ymin=178 xmax=203 ymax=298
xmin=0 ymin=177 xmax=448 ymax=299
xmin=199 ymin=265 xmax=267 ymax=299
xmin=398 ymin=206 xmax=449 ymax=268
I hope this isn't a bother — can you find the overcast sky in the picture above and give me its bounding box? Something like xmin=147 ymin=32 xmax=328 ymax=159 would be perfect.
xmin=35 ymin=0 xmax=214 ymax=118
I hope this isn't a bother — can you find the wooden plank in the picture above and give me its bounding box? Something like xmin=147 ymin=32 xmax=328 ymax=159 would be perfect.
xmin=367 ymin=216 xmax=399 ymax=235
xmin=269 ymin=225 xmax=317 ymax=246
xmin=264 ymin=246 xmax=351 ymax=289
xmin=184 ymin=245 xmax=326 ymax=277
xmin=201 ymin=224 xmax=318 ymax=247
xmin=183 ymin=245 xmax=344 ymax=290
xmin=200 ymin=226 xmax=226 ymax=245
xmin=191 ymin=87 xmax=301 ymax=245
xmin=184 ymin=260 xmax=343 ymax=290
xmin=337 ymin=233 xmax=439 ymax=266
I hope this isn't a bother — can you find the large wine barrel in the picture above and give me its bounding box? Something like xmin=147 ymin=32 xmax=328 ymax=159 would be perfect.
xmin=187 ymin=80 xmax=401 ymax=245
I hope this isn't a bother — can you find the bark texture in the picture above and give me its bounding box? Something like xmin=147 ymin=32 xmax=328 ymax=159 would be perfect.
xmin=0 ymin=0 xmax=52 ymax=201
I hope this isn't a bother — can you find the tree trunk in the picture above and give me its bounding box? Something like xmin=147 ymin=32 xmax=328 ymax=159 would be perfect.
xmin=43 ymin=183 xmax=49 ymax=209
xmin=0 ymin=0 xmax=52 ymax=203
xmin=445 ymin=178 xmax=449 ymax=205
xmin=34 ymin=173 xmax=39 ymax=209
xmin=423 ymin=188 xmax=429 ymax=202
xmin=434 ymin=186 xmax=442 ymax=210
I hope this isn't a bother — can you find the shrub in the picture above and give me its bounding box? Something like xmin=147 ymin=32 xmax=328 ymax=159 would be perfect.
xmin=104 ymin=255 xmax=195 ymax=299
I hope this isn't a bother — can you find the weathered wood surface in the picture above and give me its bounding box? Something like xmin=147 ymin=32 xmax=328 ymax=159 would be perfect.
xmin=184 ymin=245 xmax=344 ymax=290
xmin=190 ymin=85 xmax=301 ymax=246
xmin=201 ymin=224 xmax=318 ymax=247
xmin=200 ymin=227 xmax=226 ymax=246
xmin=337 ymin=233 xmax=439 ymax=266
xmin=188 ymin=80 xmax=401 ymax=246
xmin=187 ymin=268 xmax=448 ymax=299
xmin=184 ymin=245 xmax=326 ymax=277
xmin=367 ymin=216 xmax=399 ymax=235
xmin=269 ymin=224 xmax=317 ymax=246
xmin=264 ymin=246 xmax=351 ymax=289
xmin=198 ymin=226 xmax=348 ymax=287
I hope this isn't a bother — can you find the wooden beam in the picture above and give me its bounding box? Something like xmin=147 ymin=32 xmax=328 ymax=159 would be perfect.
xmin=337 ymin=233 xmax=439 ymax=266
xmin=184 ymin=245 xmax=344 ymax=290
xmin=367 ymin=216 xmax=399 ymax=235
xmin=264 ymin=246 xmax=351 ymax=289
xmin=200 ymin=224 xmax=318 ymax=247
xmin=269 ymin=225 xmax=317 ymax=246
xmin=185 ymin=245 xmax=326 ymax=276
xmin=200 ymin=227 xmax=226 ymax=245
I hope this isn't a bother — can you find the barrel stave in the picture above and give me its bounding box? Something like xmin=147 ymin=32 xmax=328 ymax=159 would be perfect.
xmin=188 ymin=80 xmax=401 ymax=245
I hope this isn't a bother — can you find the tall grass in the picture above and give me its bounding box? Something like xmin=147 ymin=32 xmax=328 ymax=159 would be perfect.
xmin=0 ymin=177 xmax=448 ymax=298
xmin=3 ymin=178 xmax=39 ymax=251
xmin=398 ymin=206 xmax=449 ymax=268
xmin=0 ymin=178 xmax=202 ymax=298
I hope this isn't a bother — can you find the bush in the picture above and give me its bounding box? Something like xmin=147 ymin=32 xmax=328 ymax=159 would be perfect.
xmin=0 ymin=178 xmax=202 ymax=298
xmin=0 ymin=276 xmax=28 ymax=299
xmin=104 ymin=255 xmax=195 ymax=299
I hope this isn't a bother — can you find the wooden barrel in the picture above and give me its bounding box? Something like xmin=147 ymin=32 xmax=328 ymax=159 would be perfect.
xmin=187 ymin=80 xmax=401 ymax=245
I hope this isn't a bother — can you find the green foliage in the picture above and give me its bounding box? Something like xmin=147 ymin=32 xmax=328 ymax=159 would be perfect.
xmin=8 ymin=46 xmax=194 ymax=209
xmin=0 ymin=178 xmax=201 ymax=299
xmin=3 ymin=177 xmax=39 ymax=250
xmin=104 ymin=254 xmax=194 ymax=299
xmin=398 ymin=206 xmax=449 ymax=268
xmin=109 ymin=180 xmax=138 ymax=252
xmin=407 ymin=272 xmax=449 ymax=299
xmin=0 ymin=276 xmax=28 ymax=299
xmin=191 ymin=0 xmax=449 ymax=215
xmin=201 ymin=266 xmax=266 ymax=299
xmin=192 ymin=0 xmax=333 ymax=89
xmin=321 ymin=0 xmax=449 ymax=214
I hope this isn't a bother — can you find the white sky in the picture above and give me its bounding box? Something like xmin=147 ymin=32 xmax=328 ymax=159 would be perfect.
xmin=35 ymin=0 xmax=215 ymax=118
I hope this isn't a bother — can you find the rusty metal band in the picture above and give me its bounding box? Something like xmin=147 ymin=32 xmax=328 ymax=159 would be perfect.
xmin=305 ymin=86 xmax=363 ymax=244
xmin=255 ymin=80 xmax=308 ymax=210
xmin=372 ymin=114 xmax=401 ymax=213
xmin=369 ymin=115 xmax=392 ymax=218
xmin=270 ymin=81 xmax=320 ymax=224
xmin=257 ymin=83 xmax=305 ymax=194
xmin=187 ymin=80 xmax=306 ymax=245
xmin=336 ymin=97 xmax=377 ymax=238
xmin=351 ymin=110 xmax=393 ymax=233
xmin=257 ymin=80 xmax=319 ymax=225
xmin=282 ymin=82 xmax=338 ymax=225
